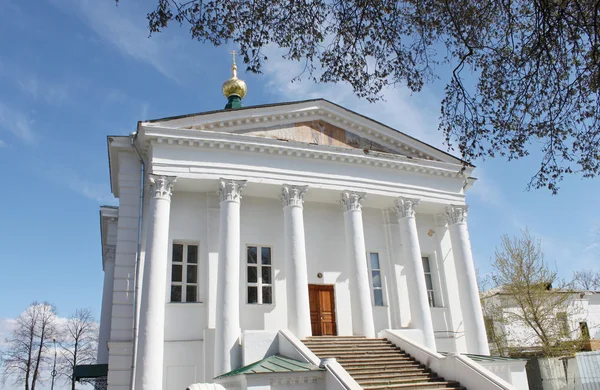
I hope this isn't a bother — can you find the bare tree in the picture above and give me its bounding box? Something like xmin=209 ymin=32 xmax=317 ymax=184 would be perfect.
xmin=487 ymin=229 xmax=580 ymax=356
xmin=1 ymin=302 xmax=58 ymax=390
xmin=572 ymin=269 xmax=600 ymax=291
xmin=57 ymin=309 xmax=98 ymax=390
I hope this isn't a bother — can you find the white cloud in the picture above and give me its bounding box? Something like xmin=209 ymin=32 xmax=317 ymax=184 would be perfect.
xmin=65 ymin=172 xmax=116 ymax=205
xmin=0 ymin=60 xmax=69 ymax=106
xmin=48 ymin=0 xmax=195 ymax=84
xmin=0 ymin=102 xmax=38 ymax=145
xmin=261 ymin=49 xmax=445 ymax=148
xmin=0 ymin=318 xmax=17 ymax=348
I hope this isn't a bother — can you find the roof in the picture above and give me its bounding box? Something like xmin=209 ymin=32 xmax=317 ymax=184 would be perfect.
xmin=214 ymin=354 xmax=323 ymax=379
xmin=142 ymin=98 xmax=471 ymax=167
xmin=482 ymin=287 xmax=600 ymax=299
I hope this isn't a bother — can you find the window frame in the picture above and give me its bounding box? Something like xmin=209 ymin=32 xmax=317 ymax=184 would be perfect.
xmin=170 ymin=242 xmax=199 ymax=303
xmin=367 ymin=252 xmax=385 ymax=307
xmin=557 ymin=312 xmax=569 ymax=337
xmin=422 ymin=256 xmax=437 ymax=308
xmin=246 ymin=244 xmax=274 ymax=305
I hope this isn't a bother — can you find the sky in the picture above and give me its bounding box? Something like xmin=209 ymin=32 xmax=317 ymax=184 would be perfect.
xmin=0 ymin=0 xmax=598 ymax=386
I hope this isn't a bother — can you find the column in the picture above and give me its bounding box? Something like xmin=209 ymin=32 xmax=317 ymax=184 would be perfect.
xmin=215 ymin=179 xmax=246 ymax=376
xmin=97 ymin=246 xmax=115 ymax=364
xmin=445 ymin=205 xmax=490 ymax=355
xmin=281 ymin=185 xmax=312 ymax=339
xmin=135 ymin=174 xmax=176 ymax=390
xmin=341 ymin=191 xmax=375 ymax=338
xmin=395 ymin=198 xmax=436 ymax=351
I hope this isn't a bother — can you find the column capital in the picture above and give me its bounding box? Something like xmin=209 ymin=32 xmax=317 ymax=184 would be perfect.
xmin=445 ymin=205 xmax=468 ymax=225
xmin=219 ymin=179 xmax=247 ymax=202
xmin=394 ymin=197 xmax=420 ymax=219
xmin=281 ymin=184 xmax=308 ymax=207
xmin=340 ymin=191 xmax=366 ymax=212
xmin=148 ymin=174 xmax=176 ymax=200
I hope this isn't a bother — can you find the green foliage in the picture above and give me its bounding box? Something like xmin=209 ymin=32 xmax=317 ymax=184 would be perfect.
xmin=125 ymin=0 xmax=600 ymax=193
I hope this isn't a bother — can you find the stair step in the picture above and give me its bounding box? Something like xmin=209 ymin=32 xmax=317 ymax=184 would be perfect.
xmin=303 ymin=337 xmax=464 ymax=390
xmin=354 ymin=372 xmax=434 ymax=381
xmin=336 ymin=356 xmax=414 ymax=363
xmin=345 ymin=366 xmax=428 ymax=374
xmin=308 ymin=344 xmax=397 ymax=351
xmin=362 ymin=381 xmax=464 ymax=389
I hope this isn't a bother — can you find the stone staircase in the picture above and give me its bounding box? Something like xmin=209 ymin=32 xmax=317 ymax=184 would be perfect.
xmin=303 ymin=336 xmax=466 ymax=389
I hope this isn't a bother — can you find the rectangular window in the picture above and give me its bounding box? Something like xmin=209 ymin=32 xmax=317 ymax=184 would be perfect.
xmin=368 ymin=252 xmax=384 ymax=306
xmin=422 ymin=257 xmax=436 ymax=307
xmin=557 ymin=312 xmax=569 ymax=337
xmin=247 ymin=245 xmax=273 ymax=304
xmin=484 ymin=317 xmax=495 ymax=342
xmin=170 ymin=243 xmax=199 ymax=303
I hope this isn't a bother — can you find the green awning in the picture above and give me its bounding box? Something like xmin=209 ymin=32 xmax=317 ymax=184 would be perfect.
xmin=74 ymin=364 xmax=108 ymax=380
xmin=215 ymin=354 xmax=323 ymax=379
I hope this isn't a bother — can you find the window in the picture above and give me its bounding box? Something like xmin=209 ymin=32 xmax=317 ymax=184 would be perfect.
xmin=247 ymin=246 xmax=273 ymax=304
xmin=368 ymin=252 xmax=384 ymax=306
xmin=557 ymin=312 xmax=569 ymax=337
xmin=580 ymin=321 xmax=590 ymax=339
xmin=422 ymin=257 xmax=436 ymax=307
xmin=170 ymin=243 xmax=198 ymax=303
xmin=484 ymin=317 xmax=495 ymax=342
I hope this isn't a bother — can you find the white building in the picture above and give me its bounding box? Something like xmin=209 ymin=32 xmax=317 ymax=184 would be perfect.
xmin=482 ymin=288 xmax=600 ymax=354
xmin=94 ymin=62 xmax=528 ymax=390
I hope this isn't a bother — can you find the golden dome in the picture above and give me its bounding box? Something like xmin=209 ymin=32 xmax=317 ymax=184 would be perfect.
xmin=222 ymin=64 xmax=247 ymax=99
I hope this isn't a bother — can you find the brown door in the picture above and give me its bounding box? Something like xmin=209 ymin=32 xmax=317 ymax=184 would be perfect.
xmin=308 ymin=284 xmax=337 ymax=336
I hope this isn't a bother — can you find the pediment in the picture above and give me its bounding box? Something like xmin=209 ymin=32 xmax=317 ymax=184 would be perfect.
xmin=142 ymin=99 xmax=467 ymax=165
xmin=231 ymin=120 xmax=396 ymax=154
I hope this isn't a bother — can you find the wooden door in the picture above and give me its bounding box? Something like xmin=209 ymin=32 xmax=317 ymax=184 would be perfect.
xmin=308 ymin=284 xmax=337 ymax=336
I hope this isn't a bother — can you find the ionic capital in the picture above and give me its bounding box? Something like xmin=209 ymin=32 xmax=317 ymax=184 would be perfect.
xmin=219 ymin=179 xmax=247 ymax=202
xmin=445 ymin=205 xmax=468 ymax=225
xmin=394 ymin=197 xmax=420 ymax=219
xmin=281 ymin=184 xmax=308 ymax=208
xmin=340 ymin=191 xmax=366 ymax=212
xmin=148 ymin=174 xmax=176 ymax=200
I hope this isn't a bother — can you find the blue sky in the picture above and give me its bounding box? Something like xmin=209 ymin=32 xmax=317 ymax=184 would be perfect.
xmin=0 ymin=0 xmax=598 ymax=367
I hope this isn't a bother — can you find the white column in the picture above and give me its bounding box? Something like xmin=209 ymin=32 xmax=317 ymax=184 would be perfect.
xmin=135 ymin=175 xmax=176 ymax=390
xmin=445 ymin=205 xmax=490 ymax=355
xmin=281 ymin=185 xmax=312 ymax=339
xmin=215 ymin=179 xmax=246 ymax=376
xmin=395 ymin=198 xmax=436 ymax=351
xmin=341 ymin=191 xmax=375 ymax=338
xmin=97 ymin=246 xmax=115 ymax=364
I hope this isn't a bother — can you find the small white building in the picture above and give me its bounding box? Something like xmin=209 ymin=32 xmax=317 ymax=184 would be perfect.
xmin=95 ymin=63 xmax=527 ymax=390
xmin=482 ymin=288 xmax=600 ymax=354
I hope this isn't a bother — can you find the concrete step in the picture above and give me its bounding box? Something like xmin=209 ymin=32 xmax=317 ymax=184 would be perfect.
xmin=335 ymin=355 xmax=414 ymax=363
xmin=357 ymin=376 xmax=442 ymax=386
xmin=345 ymin=366 xmax=428 ymax=375
xmin=312 ymin=350 xmax=410 ymax=358
xmin=310 ymin=344 xmax=401 ymax=353
xmin=362 ymin=381 xmax=465 ymax=389
xmin=353 ymin=372 xmax=434 ymax=381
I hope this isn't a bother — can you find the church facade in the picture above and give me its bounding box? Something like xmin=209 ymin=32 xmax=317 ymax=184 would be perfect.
xmin=95 ymin=63 xmax=529 ymax=390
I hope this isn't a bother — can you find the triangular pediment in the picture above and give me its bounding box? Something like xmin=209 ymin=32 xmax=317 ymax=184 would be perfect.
xmin=231 ymin=120 xmax=396 ymax=154
xmin=142 ymin=99 xmax=467 ymax=165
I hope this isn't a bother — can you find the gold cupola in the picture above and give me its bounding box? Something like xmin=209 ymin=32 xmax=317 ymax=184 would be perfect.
xmin=222 ymin=50 xmax=247 ymax=109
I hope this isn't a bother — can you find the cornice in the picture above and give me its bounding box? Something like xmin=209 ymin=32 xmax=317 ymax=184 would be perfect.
xmin=139 ymin=127 xmax=471 ymax=180
xmin=142 ymin=101 xmax=452 ymax=163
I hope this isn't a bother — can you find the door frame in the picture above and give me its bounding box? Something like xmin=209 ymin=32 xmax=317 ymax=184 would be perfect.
xmin=308 ymin=284 xmax=337 ymax=336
